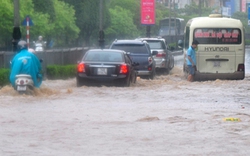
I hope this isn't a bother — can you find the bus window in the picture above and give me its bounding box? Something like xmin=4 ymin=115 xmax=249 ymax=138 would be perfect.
xmin=193 ymin=28 xmax=241 ymax=44
xmin=184 ymin=27 xmax=190 ymax=49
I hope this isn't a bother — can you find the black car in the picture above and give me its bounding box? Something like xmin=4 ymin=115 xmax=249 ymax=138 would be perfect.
xmin=109 ymin=39 xmax=157 ymax=79
xmin=76 ymin=49 xmax=138 ymax=87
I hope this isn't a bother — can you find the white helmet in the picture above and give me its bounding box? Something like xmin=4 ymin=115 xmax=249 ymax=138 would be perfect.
xmin=17 ymin=40 xmax=28 ymax=51
xmin=38 ymin=36 xmax=43 ymax=40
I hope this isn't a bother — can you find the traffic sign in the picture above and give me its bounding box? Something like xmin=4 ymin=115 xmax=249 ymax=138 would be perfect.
xmin=22 ymin=15 xmax=34 ymax=26
xmin=248 ymin=3 xmax=250 ymax=25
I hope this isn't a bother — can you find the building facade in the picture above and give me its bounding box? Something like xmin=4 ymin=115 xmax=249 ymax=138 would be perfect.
xmin=157 ymin=0 xmax=248 ymax=16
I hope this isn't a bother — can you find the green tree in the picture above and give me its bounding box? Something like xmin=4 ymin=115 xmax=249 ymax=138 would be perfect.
xmin=18 ymin=0 xmax=79 ymax=48
xmin=108 ymin=0 xmax=143 ymax=36
xmin=232 ymin=11 xmax=250 ymax=34
xmin=19 ymin=0 xmax=51 ymax=42
xmin=0 ymin=0 xmax=15 ymax=50
xmin=105 ymin=6 xmax=138 ymax=43
xmin=50 ymin=0 xmax=80 ymax=47
xmin=32 ymin=0 xmax=56 ymax=21
xmin=62 ymin=0 xmax=110 ymax=47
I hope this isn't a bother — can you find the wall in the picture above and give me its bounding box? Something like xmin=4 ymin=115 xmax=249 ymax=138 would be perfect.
xmin=0 ymin=48 xmax=87 ymax=70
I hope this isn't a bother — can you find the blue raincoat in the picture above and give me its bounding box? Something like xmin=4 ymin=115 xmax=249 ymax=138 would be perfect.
xmin=9 ymin=49 xmax=42 ymax=88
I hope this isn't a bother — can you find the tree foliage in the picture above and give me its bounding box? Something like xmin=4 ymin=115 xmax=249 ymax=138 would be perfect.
xmin=0 ymin=0 xmax=79 ymax=49
xmin=105 ymin=6 xmax=138 ymax=42
xmin=232 ymin=12 xmax=250 ymax=34
xmin=32 ymin=0 xmax=55 ymax=21
xmin=177 ymin=2 xmax=212 ymax=23
xmin=0 ymin=1 xmax=249 ymax=50
xmin=0 ymin=0 xmax=14 ymax=49
xmin=62 ymin=0 xmax=110 ymax=47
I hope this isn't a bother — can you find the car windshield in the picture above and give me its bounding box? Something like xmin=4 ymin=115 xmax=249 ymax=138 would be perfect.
xmin=84 ymin=51 xmax=123 ymax=62
xmin=112 ymin=44 xmax=148 ymax=53
xmin=145 ymin=41 xmax=164 ymax=49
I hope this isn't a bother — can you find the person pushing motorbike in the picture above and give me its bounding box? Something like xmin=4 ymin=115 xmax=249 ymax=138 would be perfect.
xmin=9 ymin=40 xmax=43 ymax=88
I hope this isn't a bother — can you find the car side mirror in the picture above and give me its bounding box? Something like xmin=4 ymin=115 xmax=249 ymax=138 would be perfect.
xmin=152 ymin=51 xmax=158 ymax=55
xmin=132 ymin=62 xmax=139 ymax=66
xmin=126 ymin=52 xmax=131 ymax=55
xmin=170 ymin=47 xmax=175 ymax=51
xmin=178 ymin=40 xmax=183 ymax=48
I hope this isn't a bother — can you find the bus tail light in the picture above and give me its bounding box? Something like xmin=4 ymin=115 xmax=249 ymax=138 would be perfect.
xmin=77 ymin=63 xmax=85 ymax=72
xmin=120 ymin=64 xmax=128 ymax=74
xmin=237 ymin=64 xmax=244 ymax=72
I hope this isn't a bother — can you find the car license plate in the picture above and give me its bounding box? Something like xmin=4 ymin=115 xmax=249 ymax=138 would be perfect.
xmin=17 ymin=85 xmax=27 ymax=91
xmin=214 ymin=61 xmax=220 ymax=67
xmin=97 ymin=68 xmax=107 ymax=75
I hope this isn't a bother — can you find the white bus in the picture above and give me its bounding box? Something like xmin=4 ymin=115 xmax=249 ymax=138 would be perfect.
xmin=178 ymin=14 xmax=245 ymax=80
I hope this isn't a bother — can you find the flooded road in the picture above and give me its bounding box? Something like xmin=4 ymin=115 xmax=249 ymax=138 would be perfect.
xmin=1 ymin=49 xmax=250 ymax=156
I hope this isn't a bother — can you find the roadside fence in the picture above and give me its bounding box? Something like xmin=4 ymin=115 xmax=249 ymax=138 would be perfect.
xmin=0 ymin=47 xmax=88 ymax=69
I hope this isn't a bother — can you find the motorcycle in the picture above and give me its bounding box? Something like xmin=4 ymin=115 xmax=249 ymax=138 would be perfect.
xmin=15 ymin=74 xmax=34 ymax=94
xmin=33 ymin=41 xmax=46 ymax=52
xmin=11 ymin=58 xmax=43 ymax=94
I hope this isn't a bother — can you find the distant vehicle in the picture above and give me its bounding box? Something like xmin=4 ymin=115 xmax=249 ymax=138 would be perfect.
xmin=159 ymin=17 xmax=185 ymax=51
xmin=137 ymin=37 xmax=174 ymax=74
xmin=76 ymin=49 xmax=138 ymax=87
xmin=33 ymin=41 xmax=46 ymax=52
xmin=109 ymin=39 xmax=157 ymax=79
xmin=159 ymin=17 xmax=185 ymax=36
xmin=178 ymin=14 xmax=245 ymax=80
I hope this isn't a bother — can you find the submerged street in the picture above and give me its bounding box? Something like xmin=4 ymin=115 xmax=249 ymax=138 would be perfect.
xmin=0 ymin=50 xmax=250 ymax=156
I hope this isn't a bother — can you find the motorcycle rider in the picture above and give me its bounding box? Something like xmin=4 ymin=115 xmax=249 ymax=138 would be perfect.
xmin=36 ymin=36 xmax=46 ymax=47
xmin=9 ymin=40 xmax=42 ymax=88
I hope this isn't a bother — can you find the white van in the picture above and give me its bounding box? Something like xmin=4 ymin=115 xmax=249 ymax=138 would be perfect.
xmin=178 ymin=14 xmax=245 ymax=80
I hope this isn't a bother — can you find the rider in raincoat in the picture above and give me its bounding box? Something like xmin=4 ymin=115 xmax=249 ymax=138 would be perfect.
xmin=9 ymin=40 xmax=42 ymax=88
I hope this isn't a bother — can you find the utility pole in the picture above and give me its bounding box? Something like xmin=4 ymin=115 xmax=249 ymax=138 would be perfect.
xmin=99 ymin=0 xmax=105 ymax=49
xmin=199 ymin=0 xmax=201 ymax=16
xmin=168 ymin=0 xmax=171 ymax=36
xmin=173 ymin=0 xmax=177 ymax=49
xmin=13 ymin=0 xmax=21 ymax=52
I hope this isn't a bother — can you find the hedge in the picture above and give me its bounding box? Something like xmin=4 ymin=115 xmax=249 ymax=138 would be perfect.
xmin=46 ymin=64 xmax=76 ymax=80
xmin=0 ymin=68 xmax=10 ymax=86
xmin=0 ymin=65 xmax=77 ymax=87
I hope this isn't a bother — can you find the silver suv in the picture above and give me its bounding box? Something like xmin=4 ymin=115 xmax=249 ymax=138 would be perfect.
xmin=137 ymin=37 xmax=174 ymax=74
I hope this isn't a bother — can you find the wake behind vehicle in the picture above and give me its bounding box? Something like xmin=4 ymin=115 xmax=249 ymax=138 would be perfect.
xmin=76 ymin=49 xmax=138 ymax=87
xmin=110 ymin=39 xmax=157 ymax=79
xmin=137 ymin=37 xmax=174 ymax=74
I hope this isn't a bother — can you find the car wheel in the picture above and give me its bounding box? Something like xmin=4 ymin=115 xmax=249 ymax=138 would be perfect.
xmin=169 ymin=55 xmax=174 ymax=70
xmin=124 ymin=77 xmax=131 ymax=87
xmin=131 ymin=72 xmax=137 ymax=83
xmin=118 ymin=77 xmax=131 ymax=87
xmin=148 ymin=69 xmax=156 ymax=80
xmin=163 ymin=68 xmax=169 ymax=75
xmin=76 ymin=76 xmax=85 ymax=87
